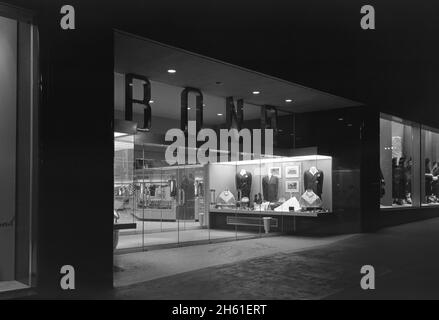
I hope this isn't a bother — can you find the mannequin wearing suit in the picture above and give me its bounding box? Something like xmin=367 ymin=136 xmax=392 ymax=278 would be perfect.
xmin=236 ymin=169 xmax=252 ymax=199
xmin=304 ymin=166 xmax=324 ymax=199
xmin=262 ymin=173 xmax=279 ymax=202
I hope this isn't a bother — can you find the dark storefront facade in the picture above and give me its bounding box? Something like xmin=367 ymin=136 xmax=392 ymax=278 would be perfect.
xmin=1 ymin=0 xmax=439 ymax=299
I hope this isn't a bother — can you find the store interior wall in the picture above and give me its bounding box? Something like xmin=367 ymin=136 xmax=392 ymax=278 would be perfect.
xmin=423 ymin=130 xmax=439 ymax=165
xmin=0 ymin=16 xmax=17 ymax=282
xmin=294 ymin=107 xmax=364 ymax=232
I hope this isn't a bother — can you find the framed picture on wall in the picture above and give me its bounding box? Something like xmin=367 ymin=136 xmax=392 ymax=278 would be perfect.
xmin=285 ymin=165 xmax=300 ymax=178
xmin=268 ymin=167 xmax=281 ymax=178
xmin=286 ymin=180 xmax=300 ymax=193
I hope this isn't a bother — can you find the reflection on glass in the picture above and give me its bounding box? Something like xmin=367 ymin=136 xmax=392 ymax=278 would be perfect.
xmin=422 ymin=127 xmax=439 ymax=206
xmin=380 ymin=115 xmax=419 ymax=208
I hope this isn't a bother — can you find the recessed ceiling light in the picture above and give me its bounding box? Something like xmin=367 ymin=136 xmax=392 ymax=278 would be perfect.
xmin=285 ymin=99 xmax=293 ymax=103
xmin=338 ymin=118 xmax=344 ymax=121
xmin=347 ymin=123 xmax=353 ymax=127
xmin=217 ymin=113 xmax=223 ymax=116
xmin=149 ymin=100 xmax=154 ymax=104
xmin=187 ymin=107 xmax=191 ymax=110
xmin=252 ymin=91 xmax=260 ymax=95
xmin=167 ymin=69 xmax=177 ymax=74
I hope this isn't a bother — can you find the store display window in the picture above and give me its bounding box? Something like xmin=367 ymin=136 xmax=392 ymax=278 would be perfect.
xmin=421 ymin=126 xmax=439 ymax=206
xmin=209 ymin=154 xmax=333 ymax=214
xmin=380 ymin=114 xmax=421 ymax=209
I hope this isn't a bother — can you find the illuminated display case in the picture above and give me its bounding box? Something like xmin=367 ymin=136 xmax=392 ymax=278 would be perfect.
xmin=208 ymin=155 xmax=333 ymax=214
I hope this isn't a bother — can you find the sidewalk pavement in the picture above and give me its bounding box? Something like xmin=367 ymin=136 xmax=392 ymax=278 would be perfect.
xmin=113 ymin=217 xmax=439 ymax=300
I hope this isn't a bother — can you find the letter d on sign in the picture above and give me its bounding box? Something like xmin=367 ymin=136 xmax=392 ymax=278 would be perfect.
xmin=60 ymin=265 xmax=76 ymax=290
xmin=360 ymin=265 xmax=375 ymax=290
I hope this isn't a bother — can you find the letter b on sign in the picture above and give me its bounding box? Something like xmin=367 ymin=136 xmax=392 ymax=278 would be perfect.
xmin=60 ymin=265 xmax=75 ymax=290
xmin=360 ymin=265 xmax=375 ymax=290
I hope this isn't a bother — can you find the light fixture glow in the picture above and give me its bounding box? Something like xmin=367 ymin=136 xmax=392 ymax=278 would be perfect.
xmin=167 ymin=69 xmax=177 ymax=74
xmin=149 ymin=100 xmax=154 ymax=104
xmin=187 ymin=107 xmax=191 ymax=110
xmin=338 ymin=118 xmax=344 ymax=121
xmin=252 ymin=91 xmax=260 ymax=95
xmin=285 ymin=99 xmax=293 ymax=103
xmin=114 ymin=132 xmax=127 ymax=138
xmin=217 ymin=113 xmax=223 ymax=116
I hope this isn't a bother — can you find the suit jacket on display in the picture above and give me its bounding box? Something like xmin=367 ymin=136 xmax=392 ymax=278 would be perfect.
xmin=304 ymin=169 xmax=324 ymax=199
xmin=262 ymin=175 xmax=279 ymax=202
xmin=235 ymin=170 xmax=252 ymax=199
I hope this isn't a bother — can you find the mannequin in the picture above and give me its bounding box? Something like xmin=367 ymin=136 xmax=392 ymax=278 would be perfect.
xmin=262 ymin=172 xmax=279 ymax=202
xmin=235 ymin=169 xmax=252 ymax=199
xmin=303 ymin=166 xmax=324 ymax=199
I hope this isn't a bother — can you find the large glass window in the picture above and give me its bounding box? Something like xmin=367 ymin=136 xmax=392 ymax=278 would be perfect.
xmin=0 ymin=8 xmax=37 ymax=294
xmin=380 ymin=114 xmax=420 ymax=208
xmin=421 ymin=126 xmax=439 ymax=206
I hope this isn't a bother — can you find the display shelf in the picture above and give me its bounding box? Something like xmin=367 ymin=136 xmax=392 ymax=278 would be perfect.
xmin=209 ymin=208 xmax=331 ymax=218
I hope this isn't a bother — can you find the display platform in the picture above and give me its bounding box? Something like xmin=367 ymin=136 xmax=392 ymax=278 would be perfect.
xmin=209 ymin=208 xmax=333 ymax=234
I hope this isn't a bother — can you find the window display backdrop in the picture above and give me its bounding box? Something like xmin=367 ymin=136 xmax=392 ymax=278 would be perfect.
xmin=0 ymin=16 xmax=17 ymax=284
xmin=208 ymin=155 xmax=333 ymax=213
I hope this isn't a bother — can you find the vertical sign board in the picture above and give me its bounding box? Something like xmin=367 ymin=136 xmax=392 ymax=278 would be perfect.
xmin=0 ymin=16 xmax=17 ymax=282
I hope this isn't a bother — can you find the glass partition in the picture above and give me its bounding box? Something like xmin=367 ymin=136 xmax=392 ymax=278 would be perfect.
xmin=114 ymin=134 xmax=141 ymax=250
xmin=380 ymin=114 xmax=421 ymax=208
xmin=421 ymin=126 xmax=439 ymax=206
xmin=0 ymin=11 xmax=37 ymax=293
xmin=208 ymin=154 xmax=333 ymax=236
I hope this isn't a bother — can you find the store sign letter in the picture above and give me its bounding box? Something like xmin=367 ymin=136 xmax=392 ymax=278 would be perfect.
xmin=360 ymin=265 xmax=375 ymax=290
xmin=360 ymin=5 xmax=375 ymax=30
xmin=60 ymin=5 xmax=76 ymax=30
xmin=60 ymin=265 xmax=76 ymax=290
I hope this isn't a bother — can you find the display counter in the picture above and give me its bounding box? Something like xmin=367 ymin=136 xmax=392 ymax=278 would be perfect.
xmin=209 ymin=207 xmax=332 ymax=234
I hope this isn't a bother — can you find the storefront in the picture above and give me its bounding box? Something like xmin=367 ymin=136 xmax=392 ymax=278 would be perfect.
xmin=2 ymin=0 xmax=439 ymax=299
xmin=380 ymin=114 xmax=439 ymax=226
xmin=112 ymin=31 xmax=368 ymax=256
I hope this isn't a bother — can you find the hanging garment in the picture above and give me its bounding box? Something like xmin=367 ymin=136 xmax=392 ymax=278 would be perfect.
xmin=392 ymin=165 xmax=405 ymax=200
xmin=304 ymin=168 xmax=324 ymax=199
xmin=236 ymin=170 xmax=252 ymax=199
xmin=262 ymin=175 xmax=279 ymax=202
xmin=380 ymin=168 xmax=386 ymax=198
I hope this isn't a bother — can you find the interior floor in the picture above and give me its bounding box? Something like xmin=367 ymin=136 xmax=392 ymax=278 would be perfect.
xmin=116 ymin=226 xmax=262 ymax=250
xmin=0 ymin=281 xmax=28 ymax=293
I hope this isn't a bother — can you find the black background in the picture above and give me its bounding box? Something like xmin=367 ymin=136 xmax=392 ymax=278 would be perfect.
xmin=4 ymin=0 xmax=439 ymax=298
